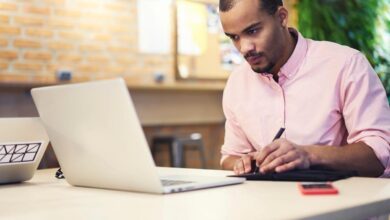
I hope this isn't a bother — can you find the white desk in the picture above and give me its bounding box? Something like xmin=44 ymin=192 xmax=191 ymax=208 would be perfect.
xmin=1 ymin=168 xmax=390 ymax=220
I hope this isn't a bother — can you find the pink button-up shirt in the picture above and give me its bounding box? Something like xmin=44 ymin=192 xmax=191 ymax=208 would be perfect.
xmin=221 ymin=29 xmax=390 ymax=177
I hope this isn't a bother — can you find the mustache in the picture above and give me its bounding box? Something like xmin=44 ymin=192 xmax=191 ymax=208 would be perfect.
xmin=244 ymin=51 xmax=265 ymax=60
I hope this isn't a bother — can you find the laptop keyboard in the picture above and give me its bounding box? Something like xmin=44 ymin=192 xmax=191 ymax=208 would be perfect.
xmin=161 ymin=179 xmax=194 ymax=186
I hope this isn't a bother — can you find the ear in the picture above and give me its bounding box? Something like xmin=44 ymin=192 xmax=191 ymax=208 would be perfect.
xmin=276 ymin=6 xmax=289 ymax=28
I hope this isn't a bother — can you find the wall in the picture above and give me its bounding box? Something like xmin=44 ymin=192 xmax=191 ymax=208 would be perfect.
xmin=0 ymin=0 xmax=297 ymax=84
xmin=0 ymin=0 xmax=174 ymax=84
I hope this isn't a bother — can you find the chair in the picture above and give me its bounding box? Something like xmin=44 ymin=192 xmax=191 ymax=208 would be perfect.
xmin=151 ymin=133 xmax=207 ymax=168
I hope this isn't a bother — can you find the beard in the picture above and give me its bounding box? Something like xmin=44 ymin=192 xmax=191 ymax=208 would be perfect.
xmin=244 ymin=51 xmax=275 ymax=74
xmin=251 ymin=62 xmax=275 ymax=74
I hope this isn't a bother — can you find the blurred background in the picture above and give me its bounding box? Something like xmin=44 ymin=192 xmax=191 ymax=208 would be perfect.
xmin=0 ymin=0 xmax=388 ymax=170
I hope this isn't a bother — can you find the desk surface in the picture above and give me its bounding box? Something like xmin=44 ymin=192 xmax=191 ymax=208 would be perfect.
xmin=1 ymin=168 xmax=390 ymax=220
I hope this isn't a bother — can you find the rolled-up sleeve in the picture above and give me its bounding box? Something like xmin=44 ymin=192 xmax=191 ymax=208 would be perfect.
xmin=341 ymin=52 xmax=390 ymax=177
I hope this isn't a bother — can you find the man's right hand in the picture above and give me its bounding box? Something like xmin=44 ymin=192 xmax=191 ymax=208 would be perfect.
xmin=233 ymin=154 xmax=254 ymax=175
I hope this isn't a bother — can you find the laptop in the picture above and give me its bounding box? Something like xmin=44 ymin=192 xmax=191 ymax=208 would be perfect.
xmin=0 ymin=117 xmax=49 ymax=184
xmin=31 ymin=78 xmax=244 ymax=194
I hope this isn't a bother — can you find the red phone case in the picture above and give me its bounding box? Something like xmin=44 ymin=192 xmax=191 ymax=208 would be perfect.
xmin=298 ymin=182 xmax=339 ymax=195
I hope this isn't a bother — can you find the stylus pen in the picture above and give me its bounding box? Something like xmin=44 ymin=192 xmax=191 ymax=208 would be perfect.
xmin=253 ymin=127 xmax=285 ymax=174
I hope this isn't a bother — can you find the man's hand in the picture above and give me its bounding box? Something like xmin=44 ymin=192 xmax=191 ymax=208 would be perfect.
xmin=233 ymin=154 xmax=254 ymax=175
xmin=222 ymin=141 xmax=384 ymax=177
xmin=253 ymin=138 xmax=310 ymax=173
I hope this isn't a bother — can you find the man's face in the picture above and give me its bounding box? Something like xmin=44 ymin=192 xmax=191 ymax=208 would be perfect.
xmin=220 ymin=0 xmax=287 ymax=74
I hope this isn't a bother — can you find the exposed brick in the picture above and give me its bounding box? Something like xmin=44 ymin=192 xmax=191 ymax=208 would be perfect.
xmin=0 ymin=74 xmax=32 ymax=82
xmin=34 ymin=74 xmax=57 ymax=83
xmin=78 ymin=23 xmax=102 ymax=31
xmin=68 ymin=75 xmax=90 ymax=82
xmin=25 ymin=28 xmax=53 ymax=38
xmin=15 ymin=16 xmax=45 ymax=26
xmin=128 ymin=7 xmax=136 ymax=15
xmin=77 ymin=64 xmax=99 ymax=74
xmin=0 ymin=38 xmax=7 ymax=46
xmin=0 ymin=3 xmax=17 ymax=11
xmin=24 ymin=5 xmax=51 ymax=15
xmin=107 ymin=25 xmax=131 ymax=34
xmin=116 ymin=57 xmax=136 ymax=65
xmin=77 ymin=1 xmax=100 ymax=9
xmin=48 ymin=19 xmax=73 ymax=29
xmin=82 ymin=12 xmax=110 ymax=22
xmin=14 ymin=62 xmax=42 ymax=71
xmin=87 ymin=55 xmax=109 ymax=63
xmin=14 ymin=39 xmax=41 ymax=48
xmin=45 ymin=64 xmax=60 ymax=73
xmin=0 ymin=26 xmax=21 ymax=35
xmin=93 ymin=34 xmax=111 ymax=41
xmin=0 ymin=0 xmax=173 ymax=85
xmin=55 ymin=9 xmax=82 ymax=17
xmin=116 ymin=15 xmax=134 ymax=24
xmin=57 ymin=53 xmax=82 ymax=62
xmin=104 ymin=2 xmax=129 ymax=12
xmin=0 ymin=50 xmax=18 ymax=59
xmin=0 ymin=61 xmax=8 ymax=69
xmin=145 ymin=57 xmax=164 ymax=66
xmin=117 ymin=35 xmax=135 ymax=44
xmin=59 ymin=31 xmax=83 ymax=40
xmin=48 ymin=41 xmax=73 ymax=50
xmin=144 ymin=66 xmax=161 ymax=74
xmin=24 ymin=51 xmax=52 ymax=60
xmin=0 ymin=15 xmax=9 ymax=23
xmin=79 ymin=44 xmax=103 ymax=52
xmin=129 ymin=66 xmax=148 ymax=75
xmin=108 ymin=46 xmax=131 ymax=53
xmin=102 ymin=65 xmax=126 ymax=74
xmin=41 ymin=0 xmax=66 ymax=5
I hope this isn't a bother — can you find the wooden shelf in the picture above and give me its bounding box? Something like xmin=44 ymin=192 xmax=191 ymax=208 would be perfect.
xmin=0 ymin=75 xmax=226 ymax=92
xmin=127 ymin=81 xmax=225 ymax=91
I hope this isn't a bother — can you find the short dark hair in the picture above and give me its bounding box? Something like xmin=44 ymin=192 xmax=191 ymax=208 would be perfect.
xmin=219 ymin=0 xmax=283 ymax=14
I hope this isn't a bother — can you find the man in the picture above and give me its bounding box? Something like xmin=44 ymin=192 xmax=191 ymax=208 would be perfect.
xmin=219 ymin=0 xmax=390 ymax=177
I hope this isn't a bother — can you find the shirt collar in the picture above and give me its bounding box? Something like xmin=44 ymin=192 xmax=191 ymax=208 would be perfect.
xmin=279 ymin=28 xmax=308 ymax=80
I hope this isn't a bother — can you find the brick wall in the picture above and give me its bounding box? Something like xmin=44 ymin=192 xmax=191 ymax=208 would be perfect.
xmin=0 ymin=0 xmax=174 ymax=84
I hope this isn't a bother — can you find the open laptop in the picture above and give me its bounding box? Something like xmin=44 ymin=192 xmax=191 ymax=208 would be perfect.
xmin=31 ymin=78 xmax=244 ymax=194
xmin=0 ymin=117 xmax=49 ymax=184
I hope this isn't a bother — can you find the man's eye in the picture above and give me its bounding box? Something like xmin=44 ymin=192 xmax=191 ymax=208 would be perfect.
xmin=247 ymin=28 xmax=258 ymax=35
xmin=229 ymin=35 xmax=239 ymax=41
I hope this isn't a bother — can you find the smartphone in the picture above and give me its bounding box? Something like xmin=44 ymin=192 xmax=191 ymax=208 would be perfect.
xmin=298 ymin=182 xmax=338 ymax=195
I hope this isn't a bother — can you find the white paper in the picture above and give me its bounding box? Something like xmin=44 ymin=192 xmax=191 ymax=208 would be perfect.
xmin=177 ymin=0 xmax=208 ymax=55
xmin=137 ymin=0 xmax=172 ymax=54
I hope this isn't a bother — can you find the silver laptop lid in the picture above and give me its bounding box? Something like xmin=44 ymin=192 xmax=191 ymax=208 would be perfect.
xmin=31 ymin=78 xmax=163 ymax=193
xmin=0 ymin=117 xmax=49 ymax=184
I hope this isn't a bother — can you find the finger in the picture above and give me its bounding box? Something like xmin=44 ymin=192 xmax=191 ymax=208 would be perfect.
xmin=233 ymin=162 xmax=239 ymax=174
xmin=274 ymin=160 xmax=302 ymax=173
xmin=260 ymin=151 xmax=296 ymax=173
xmin=242 ymin=155 xmax=253 ymax=173
xmin=260 ymin=145 xmax=291 ymax=168
xmin=234 ymin=158 xmax=244 ymax=175
xmin=254 ymin=142 xmax=280 ymax=166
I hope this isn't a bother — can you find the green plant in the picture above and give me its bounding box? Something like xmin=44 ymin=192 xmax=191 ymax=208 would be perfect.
xmin=296 ymin=0 xmax=390 ymax=100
